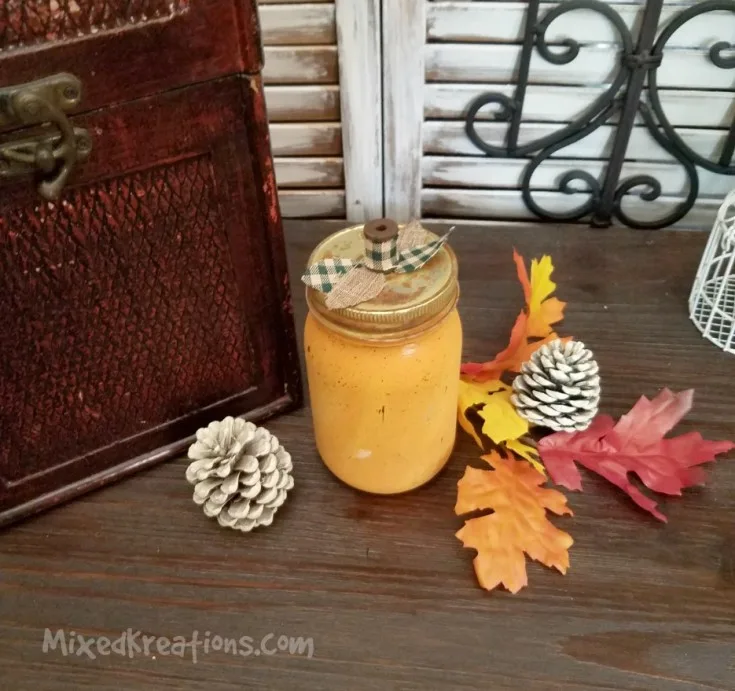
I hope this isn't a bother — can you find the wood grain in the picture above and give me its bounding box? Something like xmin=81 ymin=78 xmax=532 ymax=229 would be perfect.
xmin=383 ymin=0 xmax=426 ymax=222
xmin=274 ymin=157 xmax=344 ymax=188
xmin=336 ymin=0 xmax=383 ymax=220
xmin=427 ymin=2 xmax=735 ymax=48
xmin=259 ymin=3 xmax=336 ymax=45
xmin=269 ymin=123 xmax=342 ymax=156
xmin=263 ymin=46 xmax=339 ymax=85
xmin=424 ymin=84 xmax=735 ymax=128
xmin=421 ymin=188 xmax=721 ymax=229
xmin=1 ymin=221 xmax=733 ymax=690
xmin=277 ymin=190 xmax=346 ymax=217
xmin=425 ymin=44 xmax=735 ymax=89
xmin=422 ymin=156 xmax=734 ymax=198
xmin=423 ymin=121 xmax=729 ymax=161
xmin=264 ymin=85 xmax=340 ymax=122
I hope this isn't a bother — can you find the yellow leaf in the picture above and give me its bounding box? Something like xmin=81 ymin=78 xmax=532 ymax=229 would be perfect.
xmin=529 ymin=256 xmax=556 ymax=309
xmin=526 ymin=255 xmax=566 ymax=338
xmin=457 ymin=380 xmax=484 ymax=448
xmin=461 ymin=250 xmax=566 ymax=380
xmin=478 ymin=383 xmax=528 ymax=444
xmin=505 ymin=438 xmax=545 ymax=476
xmin=457 ymin=379 xmax=529 ymax=447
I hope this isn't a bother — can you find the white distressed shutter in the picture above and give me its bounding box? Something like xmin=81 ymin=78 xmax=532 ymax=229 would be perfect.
xmin=258 ymin=0 xmax=345 ymax=218
xmin=261 ymin=0 xmax=733 ymax=227
xmin=418 ymin=0 xmax=734 ymax=228
xmin=258 ymin=0 xmax=383 ymax=221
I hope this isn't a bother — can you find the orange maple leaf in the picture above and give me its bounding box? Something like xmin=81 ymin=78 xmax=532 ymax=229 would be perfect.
xmin=455 ymin=452 xmax=573 ymax=593
xmin=461 ymin=250 xmax=566 ymax=382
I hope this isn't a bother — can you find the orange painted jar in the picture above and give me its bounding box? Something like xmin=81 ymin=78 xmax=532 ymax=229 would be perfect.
xmin=303 ymin=220 xmax=462 ymax=494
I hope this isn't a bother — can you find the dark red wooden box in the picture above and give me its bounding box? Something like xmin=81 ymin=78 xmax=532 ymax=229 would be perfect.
xmin=0 ymin=0 xmax=301 ymax=526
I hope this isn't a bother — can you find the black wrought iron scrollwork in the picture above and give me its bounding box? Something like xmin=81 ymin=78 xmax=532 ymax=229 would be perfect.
xmin=465 ymin=94 xmax=516 ymax=156
xmin=466 ymin=0 xmax=633 ymax=162
xmin=535 ymin=0 xmax=634 ymax=65
xmin=462 ymin=0 xmax=735 ymax=230
xmin=647 ymin=0 xmax=735 ymax=176
xmin=521 ymin=102 xmax=615 ymax=221
xmin=612 ymin=104 xmax=700 ymax=229
xmin=709 ymin=41 xmax=735 ymax=69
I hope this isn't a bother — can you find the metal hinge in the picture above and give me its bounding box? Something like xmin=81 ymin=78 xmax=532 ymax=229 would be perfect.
xmin=0 ymin=73 xmax=92 ymax=200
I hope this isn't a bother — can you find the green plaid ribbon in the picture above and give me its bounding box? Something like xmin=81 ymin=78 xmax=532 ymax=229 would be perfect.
xmin=302 ymin=224 xmax=453 ymax=295
xmin=394 ymin=235 xmax=450 ymax=274
xmin=302 ymin=257 xmax=355 ymax=293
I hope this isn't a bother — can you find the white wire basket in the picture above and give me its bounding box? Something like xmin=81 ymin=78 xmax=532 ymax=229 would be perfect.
xmin=689 ymin=190 xmax=735 ymax=354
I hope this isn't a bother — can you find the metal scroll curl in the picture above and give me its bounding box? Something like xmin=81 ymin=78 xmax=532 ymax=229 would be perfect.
xmin=646 ymin=0 xmax=735 ymax=175
xmin=466 ymin=0 xmax=633 ymax=162
xmin=462 ymin=0 xmax=735 ymax=230
xmin=612 ymin=104 xmax=700 ymax=229
xmin=520 ymin=103 xmax=616 ymax=222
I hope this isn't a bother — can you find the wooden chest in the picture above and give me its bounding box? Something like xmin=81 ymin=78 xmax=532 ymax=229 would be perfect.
xmin=0 ymin=1 xmax=302 ymax=525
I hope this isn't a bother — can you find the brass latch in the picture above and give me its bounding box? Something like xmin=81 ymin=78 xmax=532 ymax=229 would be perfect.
xmin=0 ymin=73 xmax=92 ymax=200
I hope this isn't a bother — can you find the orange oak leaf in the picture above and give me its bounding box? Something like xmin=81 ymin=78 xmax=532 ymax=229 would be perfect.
xmin=461 ymin=250 xmax=566 ymax=382
xmin=539 ymin=389 xmax=735 ymax=521
xmin=455 ymin=452 xmax=573 ymax=593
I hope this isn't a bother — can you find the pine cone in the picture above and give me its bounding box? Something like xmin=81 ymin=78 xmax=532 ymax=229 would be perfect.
xmin=185 ymin=416 xmax=294 ymax=532
xmin=511 ymin=339 xmax=600 ymax=432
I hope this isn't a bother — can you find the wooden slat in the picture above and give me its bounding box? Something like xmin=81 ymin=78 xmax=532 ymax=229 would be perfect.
xmin=337 ymin=0 xmax=383 ymax=220
xmin=274 ymin=157 xmax=344 ymax=188
xmin=269 ymin=123 xmax=342 ymax=156
xmin=278 ymin=190 xmax=346 ymax=218
xmin=427 ymin=2 xmax=734 ymax=48
xmin=383 ymin=0 xmax=426 ymax=221
xmin=259 ymin=4 xmax=336 ymax=46
xmin=423 ymin=121 xmax=728 ymax=161
xmin=421 ymin=188 xmax=720 ymax=229
xmin=422 ymin=156 xmax=733 ymax=197
xmin=429 ymin=0 xmax=703 ymax=4
xmin=426 ymin=44 xmax=735 ymax=89
xmin=264 ymin=85 xmax=340 ymax=122
xmin=424 ymin=84 xmax=735 ymax=128
xmin=263 ymin=46 xmax=338 ymax=85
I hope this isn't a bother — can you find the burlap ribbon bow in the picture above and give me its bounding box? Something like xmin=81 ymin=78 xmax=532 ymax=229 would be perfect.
xmin=302 ymin=219 xmax=453 ymax=310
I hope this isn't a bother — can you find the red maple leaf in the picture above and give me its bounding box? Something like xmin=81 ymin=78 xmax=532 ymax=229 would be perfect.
xmin=538 ymin=389 xmax=734 ymax=521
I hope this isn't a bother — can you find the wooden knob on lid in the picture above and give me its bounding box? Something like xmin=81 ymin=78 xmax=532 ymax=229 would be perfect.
xmin=363 ymin=218 xmax=399 ymax=243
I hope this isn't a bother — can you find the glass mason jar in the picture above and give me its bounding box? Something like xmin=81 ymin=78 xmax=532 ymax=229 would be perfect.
xmin=304 ymin=221 xmax=462 ymax=494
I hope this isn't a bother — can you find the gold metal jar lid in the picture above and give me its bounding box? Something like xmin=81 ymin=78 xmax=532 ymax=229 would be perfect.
xmin=305 ymin=222 xmax=459 ymax=341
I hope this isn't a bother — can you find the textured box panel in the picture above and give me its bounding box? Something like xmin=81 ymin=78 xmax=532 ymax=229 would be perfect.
xmin=0 ymin=155 xmax=258 ymax=487
xmin=0 ymin=0 xmax=189 ymax=53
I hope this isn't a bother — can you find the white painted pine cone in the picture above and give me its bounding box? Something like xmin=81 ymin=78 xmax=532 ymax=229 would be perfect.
xmin=186 ymin=417 xmax=293 ymax=532
xmin=511 ymin=339 xmax=601 ymax=432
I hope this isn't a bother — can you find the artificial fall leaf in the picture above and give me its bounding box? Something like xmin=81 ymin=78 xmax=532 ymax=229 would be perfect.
xmin=458 ymin=379 xmax=529 ymax=446
xmin=457 ymin=380 xmax=485 ymax=448
xmin=538 ymin=389 xmax=735 ymax=521
xmin=457 ymin=381 xmax=545 ymax=474
xmin=461 ymin=250 xmax=566 ymax=382
xmin=506 ymin=438 xmax=545 ymax=476
xmin=455 ymin=452 xmax=573 ymax=593
xmin=461 ymin=312 xmax=528 ymax=382
xmin=514 ymin=251 xmax=566 ymax=338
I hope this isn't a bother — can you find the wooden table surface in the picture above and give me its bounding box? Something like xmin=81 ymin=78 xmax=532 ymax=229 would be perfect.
xmin=2 ymin=221 xmax=734 ymax=690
